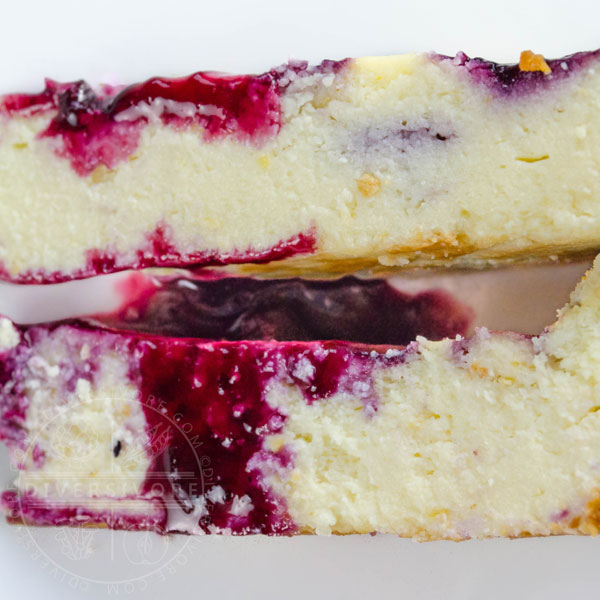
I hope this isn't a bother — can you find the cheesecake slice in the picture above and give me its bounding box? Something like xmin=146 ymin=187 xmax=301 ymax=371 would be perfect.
xmin=3 ymin=257 xmax=600 ymax=538
xmin=2 ymin=49 xmax=600 ymax=282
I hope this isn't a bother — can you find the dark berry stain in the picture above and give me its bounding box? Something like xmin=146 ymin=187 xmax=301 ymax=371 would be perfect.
xmin=104 ymin=274 xmax=472 ymax=346
xmin=439 ymin=49 xmax=600 ymax=95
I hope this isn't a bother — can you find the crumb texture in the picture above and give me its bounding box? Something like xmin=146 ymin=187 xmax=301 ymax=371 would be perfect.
xmin=1 ymin=50 xmax=600 ymax=280
xmin=4 ymin=259 xmax=600 ymax=537
xmin=258 ymin=256 xmax=600 ymax=538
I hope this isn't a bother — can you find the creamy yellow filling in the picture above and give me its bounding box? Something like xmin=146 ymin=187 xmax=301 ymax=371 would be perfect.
xmin=9 ymin=258 xmax=600 ymax=538
xmin=260 ymin=257 xmax=600 ymax=538
xmin=1 ymin=54 xmax=600 ymax=277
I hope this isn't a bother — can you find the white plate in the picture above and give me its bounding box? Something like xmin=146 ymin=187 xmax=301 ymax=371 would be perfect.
xmin=1 ymin=1 xmax=599 ymax=597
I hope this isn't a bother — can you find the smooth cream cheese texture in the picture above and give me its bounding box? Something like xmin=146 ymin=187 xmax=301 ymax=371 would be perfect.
xmin=260 ymin=257 xmax=600 ymax=538
xmin=1 ymin=54 xmax=600 ymax=277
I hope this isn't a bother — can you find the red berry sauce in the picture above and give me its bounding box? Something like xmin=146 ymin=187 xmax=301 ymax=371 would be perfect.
xmin=134 ymin=336 xmax=409 ymax=534
xmin=0 ymin=59 xmax=350 ymax=176
xmin=0 ymin=226 xmax=317 ymax=284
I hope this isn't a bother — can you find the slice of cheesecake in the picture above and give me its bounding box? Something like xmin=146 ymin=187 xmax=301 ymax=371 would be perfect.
xmin=3 ymin=257 xmax=600 ymax=538
xmin=2 ymin=49 xmax=600 ymax=282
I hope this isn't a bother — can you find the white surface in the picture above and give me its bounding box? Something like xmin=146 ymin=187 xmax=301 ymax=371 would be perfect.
xmin=1 ymin=0 xmax=600 ymax=597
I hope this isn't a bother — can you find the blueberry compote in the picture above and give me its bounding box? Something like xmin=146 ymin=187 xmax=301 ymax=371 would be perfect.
xmin=104 ymin=274 xmax=472 ymax=345
xmin=440 ymin=49 xmax=600 ymax=95
xmin=134 ymin=337 xmax=398 ymax=534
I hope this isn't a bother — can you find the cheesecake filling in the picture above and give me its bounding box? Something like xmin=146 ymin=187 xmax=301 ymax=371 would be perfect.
xmin=3 ymin=258 xmax=600 ymax=537
xmin=1 ymin=277 xmax=468 ymax=534
xmin=2 ymin=50 xmax=600 ymax=281
xmin=0 ymin=322 xmax=408 ymax=535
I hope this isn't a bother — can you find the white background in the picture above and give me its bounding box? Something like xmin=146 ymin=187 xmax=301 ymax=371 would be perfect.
xmin=1 ymin=0 xmax=599 ymax=598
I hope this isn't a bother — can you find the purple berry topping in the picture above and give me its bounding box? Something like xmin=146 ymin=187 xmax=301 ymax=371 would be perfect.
xmin=103 ymin=274 xmax=472 ymax=345
xmin=438 ymin=49 xmax=600 ymax=96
